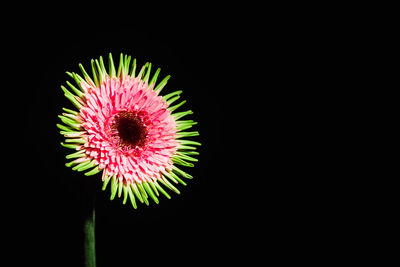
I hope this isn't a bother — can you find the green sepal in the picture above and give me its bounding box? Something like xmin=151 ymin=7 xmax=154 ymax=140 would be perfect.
xmin=176 ymin=131 xmax=200 ymax=138
xmin=172 ymin=165 xmax=193 ymax=179
xmin=127 ymin=185 xmax=137 ymax=209
xmin=143 ymin=181 xmax=159 ymax=204
xmin=118 ymin=180 xmax=123 ymax=198
xmin=172 ymin=110 xmax=193 ymax=120
xmin=85 ymin=167 xmax=102 ymax=176
xmin=108 ymin=53 xmax=116 ymax=78
xmin=102 ymin=175 xmax=112 ymax=191
xmin=169 ymin=100 xmax=186 ymax=113
xmin=163 ymin=90 xmax=182 ymax=101
xmin=62 ymin=107 xmax=79 ymax=116
xmin=154 ymin=180 xmax=171 ymax=199
xmin=154 ymin=75 xmax=171 ymax=94
xmin=66 ymin=150 xmax=85 ymax=159
xmin=60 ymin=142 xmax=79 ymax=149
xmin=149 ymin=68 xmax=161 ymax=87
xmin=110 ymin=175 xmax=118 ymax=200
xmin=130 ymin=183 xmax=144 ymax=203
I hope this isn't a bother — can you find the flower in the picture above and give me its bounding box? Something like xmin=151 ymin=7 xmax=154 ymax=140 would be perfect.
xmin=58 ymin=53 xmax=200 ymax=209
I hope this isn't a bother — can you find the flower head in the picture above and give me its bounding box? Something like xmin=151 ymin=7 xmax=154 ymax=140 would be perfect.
xmin=58 ymin=53 xmax=200 ymax=208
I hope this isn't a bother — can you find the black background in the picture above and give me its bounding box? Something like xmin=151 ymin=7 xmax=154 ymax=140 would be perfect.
xmin=4 ymin=22 xmax=261 ymax=266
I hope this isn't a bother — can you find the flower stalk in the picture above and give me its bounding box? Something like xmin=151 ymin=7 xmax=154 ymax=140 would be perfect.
xmin=83 ymin=179 xmax=96 ymax=267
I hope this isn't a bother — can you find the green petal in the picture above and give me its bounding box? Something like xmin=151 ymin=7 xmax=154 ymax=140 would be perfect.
xmin=130 ymin=183 xmax=144 ymax=203
xmin=66 ymin=150 xmax=85 ymax=159
xmin=154 ymin=75 xmax=170 ymax=94
xmin=166 ymin=95 xmax=180 ymax=106
xmin=177 ymin=145 xmax=198 ymax=150
xmin=169 ymin=100 xmax=186 ymax=113
xmin=163 ymin=90 xmax=182 ymax=101
xmin=144 ymin=62 xmax=152 ymax=84
xmin=85 ymin=167 xmax=102 ymax=176
xmin=172 ymin=110 xmax=193 ymax=120
xmin=57 ymin=123 xmax=75 ymax=132
xmin=77 ymin=161 xmax=96 ymax=172
xmin=71 ymin=160 xmax=91 ymax=170
xmin=165 ymin=170 xmax=187 ymax=185
xmin=159 ymin=176 xmax=180 ymax=194
xmin=117 ymin=53 xmax=124 ymax=78
xmin=143 ymin=181 xmax=159 ymax=204
xmin=130 ymin=58 xmax=137 ymax=77
xmin=65 ymin=138 xmax=85 ymax=144
xmin=137 ymin=62 xmax=149 ymax=80
xmin=91 ymin=59 xmax=99 ymax=87
xmin=110 ymin=175 xmax=118 ymax=200
xmin=108 ymin=53 xmax=116 ymax=78
xmin=60 ymin=142 xmax=80 ymax=149
xmin=178 ymin=140 xmax=201 ymax=146
xmin=95 ymin=59 xmax=104 ymax=84
xmin=175 ymin=152 xmax=198 ymax=162
xmin=172 ymin=165 xmax=193 ymax=179
xmin=176 ymin=131 xmax=199 ymax=138
xmin=127 ymin=185 xmax=137 ymax=209
xmin=124 ymin=55 xmax=131 ymax=76
xmin=62 ymin=107 xmax=79 ymax=116
xmin=122 ymin=184 xmax=128 ymax=204
xmin=154 ymin=180 xmax=171 ymax=199
xmin=102 ymin=175 xmax=112 ymax=191
xmin=149 ymin=68 xmax=161 ymax=87
xmin=137 ymin=182 xmax=149 ymax=206
xmin=118 ymin=180 xmax=123 ymax=198
xmin=79 ymin=63 xmax=94 ymax=86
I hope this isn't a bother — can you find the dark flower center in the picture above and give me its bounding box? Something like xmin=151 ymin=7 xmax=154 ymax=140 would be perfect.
xmin=112 ymin=111 xmax=148 ymax=149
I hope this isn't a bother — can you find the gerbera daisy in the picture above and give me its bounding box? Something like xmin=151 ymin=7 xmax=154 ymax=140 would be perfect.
xmin=57 ymin=53 xmax=200 ymax=209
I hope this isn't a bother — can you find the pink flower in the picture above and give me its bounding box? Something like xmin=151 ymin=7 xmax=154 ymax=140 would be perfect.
xmin=58 ymin=53 xmax=200 ymax=208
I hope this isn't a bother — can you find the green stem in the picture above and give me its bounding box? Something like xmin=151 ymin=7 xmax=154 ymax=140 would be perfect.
xmin=83 ymin=179 xmax=96 ymax=267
